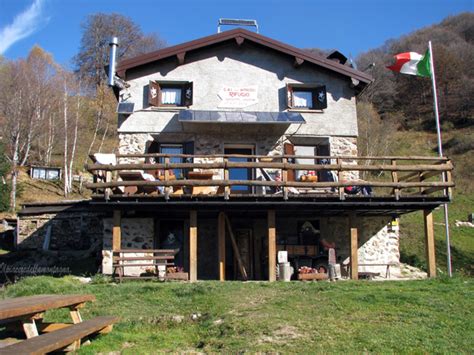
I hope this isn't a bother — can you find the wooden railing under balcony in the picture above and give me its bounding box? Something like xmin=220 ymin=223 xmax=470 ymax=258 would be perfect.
xmin=85 ymin=154 xmax=454 ymax=201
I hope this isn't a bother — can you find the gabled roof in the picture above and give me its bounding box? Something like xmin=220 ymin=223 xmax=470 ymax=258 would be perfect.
xmin=115 ymin=29 xmax=373 ymax=84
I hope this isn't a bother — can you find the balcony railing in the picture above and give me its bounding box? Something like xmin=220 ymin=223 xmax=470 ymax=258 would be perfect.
xmin=85 ymin=154 xmax=454 ymax=201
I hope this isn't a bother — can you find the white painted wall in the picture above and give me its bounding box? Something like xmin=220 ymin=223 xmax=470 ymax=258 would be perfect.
xmin=118 ymin=43 xmax=358 ymax=138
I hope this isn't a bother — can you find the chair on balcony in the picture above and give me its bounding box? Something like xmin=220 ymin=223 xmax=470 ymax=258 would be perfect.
xmin=118 ymin=171 xmax=161 ymax=195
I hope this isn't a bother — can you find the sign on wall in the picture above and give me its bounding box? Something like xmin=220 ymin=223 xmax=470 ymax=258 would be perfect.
xmin=218 ymin=85 xmax=258 ymax=108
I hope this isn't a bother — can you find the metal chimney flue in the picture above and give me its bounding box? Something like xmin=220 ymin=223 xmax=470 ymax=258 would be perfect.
xmin=108 ymin=37 xmax=119 ymax=87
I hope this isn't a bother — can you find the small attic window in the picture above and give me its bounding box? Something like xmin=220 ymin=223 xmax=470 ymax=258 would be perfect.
xmin=148 ymin=81 xmax=193 ymax=107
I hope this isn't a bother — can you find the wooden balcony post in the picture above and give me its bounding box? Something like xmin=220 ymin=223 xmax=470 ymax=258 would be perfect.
xmin=282 ymin=158 xmax=288 ymax=200
xmin=224 ymin=157 xmax=230 ymax=200
xmin=337 ymin=158 xmax=345 ymax=200
xmin=164 ymin=157 xmax=170 ymax=200
xmin=112 ymin=210 xmax=121 ymax=251
xmin=423 ymin=210 xmax=437 ymax=277
xmin=268 ymin=210 xmax=276 ymax=282
xmin=190 ymin=210 xmax=198 ymax=282
xmin=218 ymin=212 xmax=226 ymax=281
xmin=105 ymin=171 xmax=112 ymax=200
xmin=446 ymin=159 xmax=453 ymax=199
xmin=391 ymin=159 xmax=400 ymax=200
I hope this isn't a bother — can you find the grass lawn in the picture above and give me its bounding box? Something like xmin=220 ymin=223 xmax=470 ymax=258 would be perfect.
xmin=1 ymin=276 xmax=473 ymax=353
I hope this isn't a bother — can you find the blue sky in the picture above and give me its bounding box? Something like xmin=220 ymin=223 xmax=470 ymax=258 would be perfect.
xmin=0 ymin=0 xmax=472 ymax=69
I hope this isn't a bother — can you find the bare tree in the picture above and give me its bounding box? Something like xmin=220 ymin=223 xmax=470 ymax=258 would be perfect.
xmin=74 ymin=13 xmax=166 ymax=87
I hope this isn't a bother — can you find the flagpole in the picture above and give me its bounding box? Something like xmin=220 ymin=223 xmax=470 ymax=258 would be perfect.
xmin=429 ymin=40 xmax=452 ymax=277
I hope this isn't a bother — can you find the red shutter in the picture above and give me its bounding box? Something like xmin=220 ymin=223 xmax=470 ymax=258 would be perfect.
xmin=286 ymin=84 xmax=294 ymax=108
xmin=183 ymin=82 xmax=193 ymax=106
xmin=312 ymin=85 xmax=327 ymax=110
xmin=148 ymin=81 xmax=161 ymax=107
xmin=284 ymin=142 xmax=295 ymax=181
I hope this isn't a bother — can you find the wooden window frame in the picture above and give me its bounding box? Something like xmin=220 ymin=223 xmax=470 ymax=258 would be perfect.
xmin=286 ymin=83 xmax=327 ymax=111
xmin=148 ymin=81 xmax=193 ymax=108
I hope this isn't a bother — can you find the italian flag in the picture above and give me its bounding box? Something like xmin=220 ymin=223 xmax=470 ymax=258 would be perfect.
xmin=387 ymin=49 xmax=431 ymax=77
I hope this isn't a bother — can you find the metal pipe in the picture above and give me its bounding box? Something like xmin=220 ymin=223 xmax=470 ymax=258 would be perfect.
xmin=107 ymin=37 xmax=119 ymax=87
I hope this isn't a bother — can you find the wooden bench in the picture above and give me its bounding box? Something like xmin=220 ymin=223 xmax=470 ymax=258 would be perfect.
xmin=113 ymin=249 xmax=178 ymax=282
xmin=2 ymin=315 xmax=118 ymax=354
xmin=342 ymin=262 xmax=399 ymax=279
xmin=0 ymin=294 xmax=118 ymax=353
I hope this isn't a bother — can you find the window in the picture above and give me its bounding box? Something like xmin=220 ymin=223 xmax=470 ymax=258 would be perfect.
xmin=148 ymin=81 xmax=193 ymax=107
xmin=147 ymin=141 xmax=194 ymax=178
xmin=31 ymin=167 xmax=61 ymax=180
xmin=160 ymin=144 xmax=184 ymax=178
xmin=287 ymin=84 xmax=327 ymax=110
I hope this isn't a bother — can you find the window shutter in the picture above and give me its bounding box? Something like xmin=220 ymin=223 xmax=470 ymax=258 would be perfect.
xmin=183 ymin=82 xmax=193 ymax=106
xmin=286 ymin=84 xmax=294 ymax=108
xmin=183 ymin=141 xmax=194 ymax=178
xmin=312 ymin=85 xmax=327 ymax=110
xmin=148 ymin=81 xmax=161 ymax=107
xmin=284 ymin=142 xmax=295 ymax=181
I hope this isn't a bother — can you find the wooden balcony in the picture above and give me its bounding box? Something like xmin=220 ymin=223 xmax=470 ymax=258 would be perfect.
xmin=85 ymin=153 xmax=454 ymax=207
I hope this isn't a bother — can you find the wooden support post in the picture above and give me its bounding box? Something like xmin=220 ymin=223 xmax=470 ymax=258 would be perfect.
xmin=112 ymin=210 xmax=121 ymax=251
xmin=218 ymin=212 xmax=226 ymax=281
xmin=22 ymin=318 xmax=39 ymax=338
xmin=350 ymin=227 xmax=358 ymax=280
xmin=69 ymin=304 xmax=84 ymax=324
xmin=268 ymin=210 xmax=276 ymax=282
xmin=348 ymin=213 xmax=358 ymax=280
xmin=190 ymin=210 xmax=198 ymax=282
xmin=423 ymin=210 xmax=437 ymax=277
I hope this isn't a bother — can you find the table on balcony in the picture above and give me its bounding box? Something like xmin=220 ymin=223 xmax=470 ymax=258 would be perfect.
xmin=187 ymin=171 xmax=215 ymax=195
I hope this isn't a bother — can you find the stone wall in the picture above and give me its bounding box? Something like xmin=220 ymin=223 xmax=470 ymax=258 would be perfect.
xmin=330 ymin=136 xmax=359 ymax=180
xmin=102 ymin=218 xmax=154 ymax=275
xmin=18 ymin=212 xmax=103 ymax=251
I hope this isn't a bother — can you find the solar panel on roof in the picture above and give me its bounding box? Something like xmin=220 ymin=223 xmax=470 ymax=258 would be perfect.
xmin=178 ymin=110 xmax=305 ymax=124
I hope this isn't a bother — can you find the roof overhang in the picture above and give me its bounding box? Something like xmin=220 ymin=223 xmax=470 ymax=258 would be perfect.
xmin=178 ymin=110 xmax=306 ymax=124
xmin=115 ymin=29 xmax=373 ymax=86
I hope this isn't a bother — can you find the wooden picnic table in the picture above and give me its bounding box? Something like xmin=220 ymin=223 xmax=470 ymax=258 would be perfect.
xmin=0 ymin=294 xmax=118 ymax=354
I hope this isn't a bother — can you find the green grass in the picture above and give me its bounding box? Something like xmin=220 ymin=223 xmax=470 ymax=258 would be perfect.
xmin=1 ymin=276 xmax=473 ymax=353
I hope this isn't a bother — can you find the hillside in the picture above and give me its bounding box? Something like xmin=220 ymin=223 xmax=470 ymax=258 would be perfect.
xmin=355 ymin=12 xmax=474 ymax=275
xmin=389 ymin=129 xmax=473 ymax=275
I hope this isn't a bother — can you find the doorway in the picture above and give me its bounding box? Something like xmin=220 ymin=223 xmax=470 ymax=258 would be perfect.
xmin=224 ymin=145 xmax=254 ymax=193
xmin=155 ymin=220 xmax=185 ymax=268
